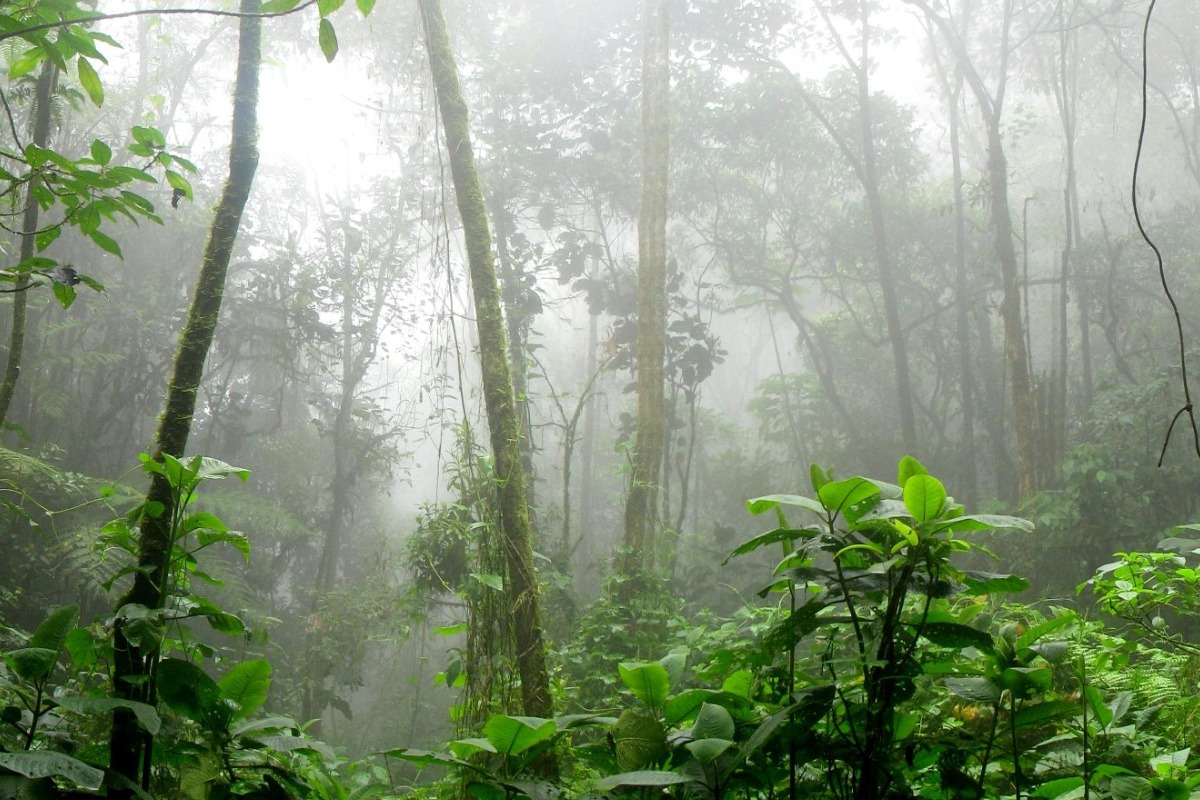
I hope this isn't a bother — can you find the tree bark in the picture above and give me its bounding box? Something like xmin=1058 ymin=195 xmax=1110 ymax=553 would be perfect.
xmin=622 ymin=0 xmax=670 ymax=578
xmin=109 ymin=1 xmax=260 ymax=788
xmin=418 ymin=0 xmax=553 ymax=727
xmin=0 ymin=63 xmax=56 ymax=433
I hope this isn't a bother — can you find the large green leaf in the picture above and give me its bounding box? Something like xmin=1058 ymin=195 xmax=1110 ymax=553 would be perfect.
xmin=156 ymin=658 xmax=222 ymax=726
xmin=55 ymin=696 xmax=161 ymax=734
xmin=818 ymin=477 xmax=881 ymax=517
xmin=745 ymin=494 xmax=825 ymax=517
xmin=692 ymin=703 xmax=734 ymax=741
xmin=903 ymin=474 xmax=946 ymax=522
xmin=724 ymin=528 xmax=814 ymax=563
xmin=612 ymin=709 xmax=667 ymax=771
xmin=0 ymin=752 xmax=103 ymax=791
xmin=944 ymin=677 xmax=1001 ymax=704
xmin=597 ymin=770 xmax=688 ymax=790
xmin=936 ymin=514 xmax=1034 ymax=534
xmin=962 ymin=571 xmax=1030 ymax=595
xmin=618 ymin=661 xmax=671 ymax=710
xmin=481 ymin=714 xmax=556 ymax=756
xmin=30 ymin=605 xmax=78 ymax=654
xmin=219 ymin=659 xmax=271 ymax=720
xmin=5 ymin=649 xmax=58 ymax=683
xmin=897 ymin=456 xmax=927 ymax=485
xmin=1013 ymin=700 xmax=1078 ymax=729
xmin=686 ymin=738 xmax=733 ymax=765
xmin=918 ymin=622 xmax=995 ymax=653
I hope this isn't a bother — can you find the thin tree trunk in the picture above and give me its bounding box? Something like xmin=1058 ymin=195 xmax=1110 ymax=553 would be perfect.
xmin=623 ymin=0 xmax=670 ymax=577
xmin=0 ymin=63 xmax=56 ymax=432
xmin=109 ymin=2 xmax=260 ymax=788
xmin=418 ymin=0 xmax=553 ymax=728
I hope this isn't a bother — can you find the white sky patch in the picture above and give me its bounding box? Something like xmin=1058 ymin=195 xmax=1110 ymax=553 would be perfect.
xmin=257 ymin=52 xmax=387 ymax=195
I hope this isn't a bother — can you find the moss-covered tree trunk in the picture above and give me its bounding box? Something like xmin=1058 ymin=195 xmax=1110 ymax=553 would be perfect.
xmin=109 ymin=1 xmax=260 ymax=789
xmin=418 ymin=0 xmax=553 ymax=725
xmin=622 ymin=0 xmax=670 ymax=578
xmin=0 ymin=63 xmax=56 ymax=433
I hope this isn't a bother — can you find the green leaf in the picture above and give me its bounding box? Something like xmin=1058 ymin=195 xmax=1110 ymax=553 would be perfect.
xmin=260 ymin=0 xmax=301 ymax=11
xmin=1013 ymin=700 xmax=1078 ymax=728
xmin=5 ymin=648 xmax=58 ymax=683
xmin=31 ymin=605 xmax=78 ymax=653
xmin=618 ymin=661 xmax=671 ymax=710
xmin=52 ymin=282 xmax=75 ymax=309
xmin=481 ymin=715 xmax=556 ymax=756
xmin=723 ymin=527 xmax=816 ymax=564
xmin=89 ymin=139 xmax=112 ymax=166
xmin=897 ymin=455 xmax=927 ymax=485
xmin=64 ymin=628 xmax=96 ymax=671
xmin=937 ymin=514 xmax=1034 ymax=534
xmin=76 ymin=57 xmax=103 ymax=106
xmin=692 ymin=702 xmax=734 ymax=741
xmin=818 ymin=477 xmax=881 ymax=517
xmin=612 ymin=709 xmax=667 ymax=771
xmin=86 ymin=229 xmax=122 ymax=257
xmin=469 ymin=572 xmax=503 ymax=591
xmin=319 ymin=0 xmax=347 ymax=14
xmin=944 ymin=677 xmax=1001 ymax=703
xmin=55 ymin=696 xmax=161 ymax=734
xmin=0 ymin=752 xmax=103 ymax=791
xmin=219 ymin=659 xmax=271 ymax=720
xmin=686 ymin=738 xmax=732 ymax=765
xmin=356 ymin=0 xmax=376 ymax=13
xmin=597 ymin=770 xmax=688 ymax=790
xmin=962 ymin=571 xmax=1030 ymax=595
xmin=1109 ymin=775 xmax=1153 ymax=800
xmin=156 ymin=658 xmax=223 ymax=725
xmin=745 ymin=494 xmax=824 ymax=517
xmin=318 ymin=18 xmax=338 ymax=62
xmin=35 ymin=224 xmax=60 ymax=253
xmin=1032 ymin=777 xmax=1085 ymax=799
xmin=918 ymin=621 xmax=994 ymax=653
xmin=130 ymin=125 xmax=166 ymax=149
xmin=193 ymin=456 xmax=250 ymax=482
xmin=903 ymin=474 xmax=946 ymax=522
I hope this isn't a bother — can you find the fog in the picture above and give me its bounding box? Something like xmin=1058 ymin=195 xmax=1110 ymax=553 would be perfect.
xmin=1 ymin=0 xmax=1199 ymax=782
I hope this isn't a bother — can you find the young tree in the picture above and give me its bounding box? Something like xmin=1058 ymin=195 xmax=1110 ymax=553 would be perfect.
xmin=109 ymin=0 xmax=261 ymax=787
xmin=418 ymin=0 xmax=553 ymax=724
xmin=622 ymin=0 xmax=670 ymax=578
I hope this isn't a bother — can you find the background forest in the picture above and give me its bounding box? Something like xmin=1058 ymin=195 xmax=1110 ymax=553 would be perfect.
xmin=2 ymin=0 xmax=1200 ymax=798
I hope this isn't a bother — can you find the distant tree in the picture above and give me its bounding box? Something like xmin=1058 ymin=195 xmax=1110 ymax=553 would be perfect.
xmin=622 ymin=0 xmax=670 ymax=579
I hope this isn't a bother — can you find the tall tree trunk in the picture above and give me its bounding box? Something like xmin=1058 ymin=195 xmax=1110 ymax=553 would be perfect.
xmin=0 ymin=63 xmax=56 ymax=433
xmin=418 ymin=0 xmax=553 ymax=727
xmin=906 ymin=0 xmax=1036 ymax=499
xmin=948 ymin=82 xmax=979 ymax=509
xmin=622 ymin=0 xmax=670 ymax=577
xmin=109 ymin=2 xmax=260 ymax=788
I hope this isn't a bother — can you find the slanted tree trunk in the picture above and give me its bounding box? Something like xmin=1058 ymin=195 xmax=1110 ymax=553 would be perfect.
xmin=622 ymin=0 xmax=670 ymax=578
xmin=0 ymin=63 xmax=57 ymax=433
xmin=109 ymin=2 xmax=260 ymax=789
xmin=906 ymin=0 xmax=1037 ymax=500
xmin=418 ymin=0 xmax=553 ymax=727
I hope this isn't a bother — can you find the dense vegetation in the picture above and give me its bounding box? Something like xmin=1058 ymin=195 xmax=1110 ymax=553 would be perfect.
xmin=2 ymin=0 xmax=1200 ymax=798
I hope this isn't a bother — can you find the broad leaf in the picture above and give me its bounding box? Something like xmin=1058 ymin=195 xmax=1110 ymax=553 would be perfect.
xmin=481 ymin=714 xmax=556 ymax=755
xmin=818 ymin=477 xmax=881 ymax=517
xmin=746 ymin=494 xmax=824 ymax=517
xmin=1013 ymin=700 xmax=1078 ymax=728
xmin=55 ymin=696 xmax=160 ymax=734
xmin=30 ymin=605 xmax=78 ymax=654
xmin=903 ymin=474 xmax=946 ymax=522
xmin=597 ymin=770 xmax=688 ymax=790
xmin=0 ymin=752 xmax=103 ymax=791
xmin=686 ymin=738 xmax=732 ymax=765
xmin=897 ymin=455 xmax=927 ymax=485
xmin=944 ymin=677 xmax=1001 ymax=704
xmin=77 ymin=57 xmax=103 ymax=106
xmin=156 ymin=658 xmax=222 ymax=725
xmin=318 ymin=18 xmax=338 ymax=61
xmin=219 ymin=659 xmax=271 ymax=720
xmin=692 ymin=702 xmax=734 ymax=741
xmin=962 ymin=571 xmax=1030 ymax=595
xmin=618 ymin=661 xmax=671 ymax=710
xmin=918 ymin=622 xmax=994 ymax=653
xmin=612 ymin=709 xmax=667 ymax=771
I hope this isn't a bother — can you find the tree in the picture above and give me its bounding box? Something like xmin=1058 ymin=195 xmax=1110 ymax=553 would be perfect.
xmin=418 ymin=0 xmax=553 ymax=726
xmin=108 ymin=0 xmax=261 ymax=787
xmin=622 ymin=0 xmax=670 ymax=578
xmin=906 ymin=0 xmax=1038 ymax=499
